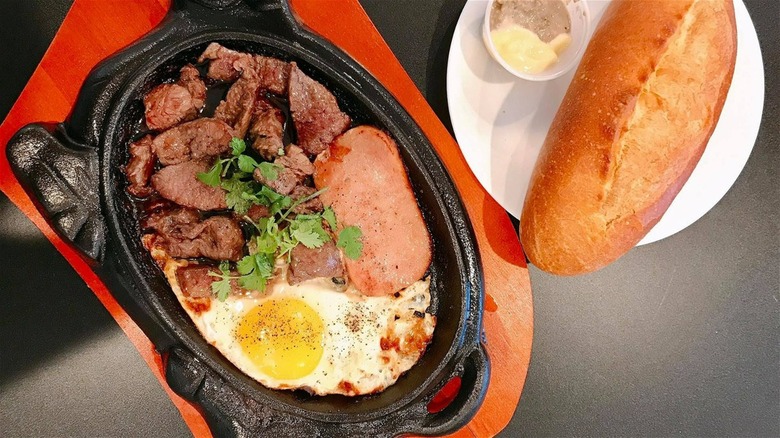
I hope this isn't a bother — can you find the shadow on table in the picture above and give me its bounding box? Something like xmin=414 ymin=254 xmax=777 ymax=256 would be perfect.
xmin=0 ymin=194 xmax=114 ymax=386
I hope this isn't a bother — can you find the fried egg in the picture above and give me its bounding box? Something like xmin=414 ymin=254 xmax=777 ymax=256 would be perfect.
xmin=150 ymin=245 xmax=436 ymax=396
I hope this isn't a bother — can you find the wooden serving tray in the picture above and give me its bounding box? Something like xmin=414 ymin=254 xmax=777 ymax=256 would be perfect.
xmin=0 ymin=1 xmax=533 ymax=436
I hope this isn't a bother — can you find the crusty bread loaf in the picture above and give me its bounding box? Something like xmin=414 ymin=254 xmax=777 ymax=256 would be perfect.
xmin=520 ymin=0 xmax=737 ymax=275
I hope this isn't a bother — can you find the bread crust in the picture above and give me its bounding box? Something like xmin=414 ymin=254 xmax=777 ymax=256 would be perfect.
xmin=520 ymin=0 xmax=737 ymax=275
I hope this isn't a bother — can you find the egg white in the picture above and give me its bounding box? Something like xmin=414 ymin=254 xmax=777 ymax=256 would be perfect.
xmin=149 ymin=244 xmax=436 ymax=396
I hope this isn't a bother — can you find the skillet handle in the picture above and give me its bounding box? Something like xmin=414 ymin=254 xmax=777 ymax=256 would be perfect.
xmin=185 ymin=0 xmax=243 ymax=8
xmin=172 ymin=0 xmax=298 ymax=31
xmin=6 ymin=123 xmax=180 ymax=350
xmin=6 ymin=123 xmax=106 ymax=261
xmin=413 ymin=344 xmax=491 ymax=437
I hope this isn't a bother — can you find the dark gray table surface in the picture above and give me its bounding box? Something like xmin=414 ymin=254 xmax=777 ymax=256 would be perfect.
xmin=0 ymin=0 xmax=777 ymax=436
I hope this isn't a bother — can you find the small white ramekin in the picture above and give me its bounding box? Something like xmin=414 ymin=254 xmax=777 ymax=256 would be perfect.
xmin=483 ymin=0 xmax=591 ymax=81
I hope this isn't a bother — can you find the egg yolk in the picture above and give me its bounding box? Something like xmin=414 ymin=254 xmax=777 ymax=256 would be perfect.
xmin=236 ymin=298 xmax=324 ymax=380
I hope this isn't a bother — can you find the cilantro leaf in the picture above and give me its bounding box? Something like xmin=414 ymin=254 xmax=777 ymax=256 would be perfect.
xmin=322 ymin=207 xmax=337 ymax=230
xmin=226 ymin=192 xmax=250 ymax=214
xmin=253 ymin=232 xmax=279 ymax=255
xmin=240 ymin=274 xmax=266 ymax=292
xmin=236 ymin=253 xmax=274 ymax=291
xmin=259 ymin=186 xmax=292 ymax=216
xmin=254 ymin=253 xmax=274 ymax=277
xmin=230 ymin=137 xmax=246 ymax=156
xmin=338 ymin=226 xmax=364 ymax=260
xmin=197 ymin=160 xmax=223 ymax=187
xmin=276 ymin=227 xmax=297 ymax=257
xmin=257 ymin=162 xmax=283 ymax=181
xmin=211 ymin=278 xmax=231 ymax=302
xmin=237 ymin=154 xmax=259 ymax=173
xmin=208 ymin=261 xmax=234 ymax=302
xmin=291 ymin=221 xmax=325 ymax=248
xmin=236 ymin=255 xmax=256 ymax=276
xmin=222 ymin=177 xmax=253 ymax=214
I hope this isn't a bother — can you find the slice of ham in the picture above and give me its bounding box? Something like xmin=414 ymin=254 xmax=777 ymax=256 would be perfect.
xmin=151 ymin=159 xmax=228 ymax=211
xmin=144 ymin=64 xmax=206 ymax=131
xmin=151 ymin=118 xmax=233 ymax=165
xmin=314 ymin=126 xmax=431 ymax=296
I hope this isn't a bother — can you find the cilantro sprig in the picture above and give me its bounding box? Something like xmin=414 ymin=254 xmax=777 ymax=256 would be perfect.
xmin=197 ymin=137 xmax=364 ymax=301
xmin=208 ymin=261 xmax=233 ymax=302
xmin=197 ymin=138 xmax=283 ymax=214
xmin=244 ymin=188 xmax=332 ymax=260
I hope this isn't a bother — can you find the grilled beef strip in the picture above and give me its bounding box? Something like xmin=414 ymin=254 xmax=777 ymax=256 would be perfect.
xmin=288 ymin=241 xmax=345 ymax=285
xmin=214 ymin=75 xmax=259 ymax=138
xmin=144 ymin=64 xmax=207 ymax=131
xmin=145 ymin=208 xmax=245 ymax=261
xmin=151 ymin=118 xmax=233 ymax=165
xmin=253 ymin=144 xmax=314 ymax=195
xmin=151 ymin=159 xmax=228 ymax=211
xmin=248 ymin=95 xmax=285 ymax=160
xmin=199 ymin=43 xmax=291 ymax=94
xmin=237 ymin=54 xmax=291 ymax=95
xmin=176 ymin=265 xmax=252 ymax=298
xmin=125 ymin=135 xmax=156 ymax=198
xmin=198 ymin=43 xmax=249 ymax=82
xmin=288 ymin=63 xmax=351 ymax=155
xmin=289 ymin=185 xmax=324 ymax=215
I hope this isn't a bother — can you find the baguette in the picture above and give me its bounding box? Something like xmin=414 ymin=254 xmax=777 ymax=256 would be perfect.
xmin=520 ymin=0 xmax=737 ymax=275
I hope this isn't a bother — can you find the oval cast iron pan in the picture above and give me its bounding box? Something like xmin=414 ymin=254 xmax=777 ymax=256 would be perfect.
xmin=6 ymin=1 xmax=488 ymax=436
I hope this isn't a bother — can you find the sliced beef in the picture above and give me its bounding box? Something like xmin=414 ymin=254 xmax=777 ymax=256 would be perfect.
xmin=177 ymin=265 xmax=251 ymax=298
xmin=151 ymin=159 xmax=228 ymax=211
xmin=144 ymin=207 xmax=200 ymax=234
xmin=288 ymin=241 xmax=345 ymax=284
xmin=248 ymin=96 xmax=285 ymax=160
xmin=125 ymin=135 xmax=156 ymax=197
xmin=290 ymin=185 xmax=323 ymax=214
xmin=199 ymin=43 xmax=290 ymax=95
xmin=287 ymin=241 xmax=344 ymax=284
xmin=145 ymin=209 xmax=245 ymax=261
xmin=179 ymin=64 xmax=207 ymax=110
xmin=235 ymin=204 xmax=271 ymax=222
xmin=214 ymin=75 xmax=259 ymax=138
xmin=198 ymin=43 xmax=250 ymax=82
xmin=151 ymin=118 xmax=233 ymax=165
xmin=176 ymin=265 xmax=218 ymax=298
xmin=253 ymin=144 xmax=314 ymax=195
xmin=243 ymin=55 xmax=291 ymax=95
xmin=144 ymin=64 xmax=207 ymax=131
xmin=288 ymin=63 xmax=351 ymax=155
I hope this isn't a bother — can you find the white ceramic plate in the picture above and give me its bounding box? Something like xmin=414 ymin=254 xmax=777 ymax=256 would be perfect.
xmin=447 ymin=0 xmax=764 ymax=245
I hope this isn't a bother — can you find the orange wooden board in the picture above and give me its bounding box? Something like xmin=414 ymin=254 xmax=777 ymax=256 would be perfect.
xmin=0 ymin=1 xmax=533 ymax=437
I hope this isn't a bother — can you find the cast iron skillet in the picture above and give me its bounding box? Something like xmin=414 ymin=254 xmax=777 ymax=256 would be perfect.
xmin=6 ymin=0 xmax=488 ymax=436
